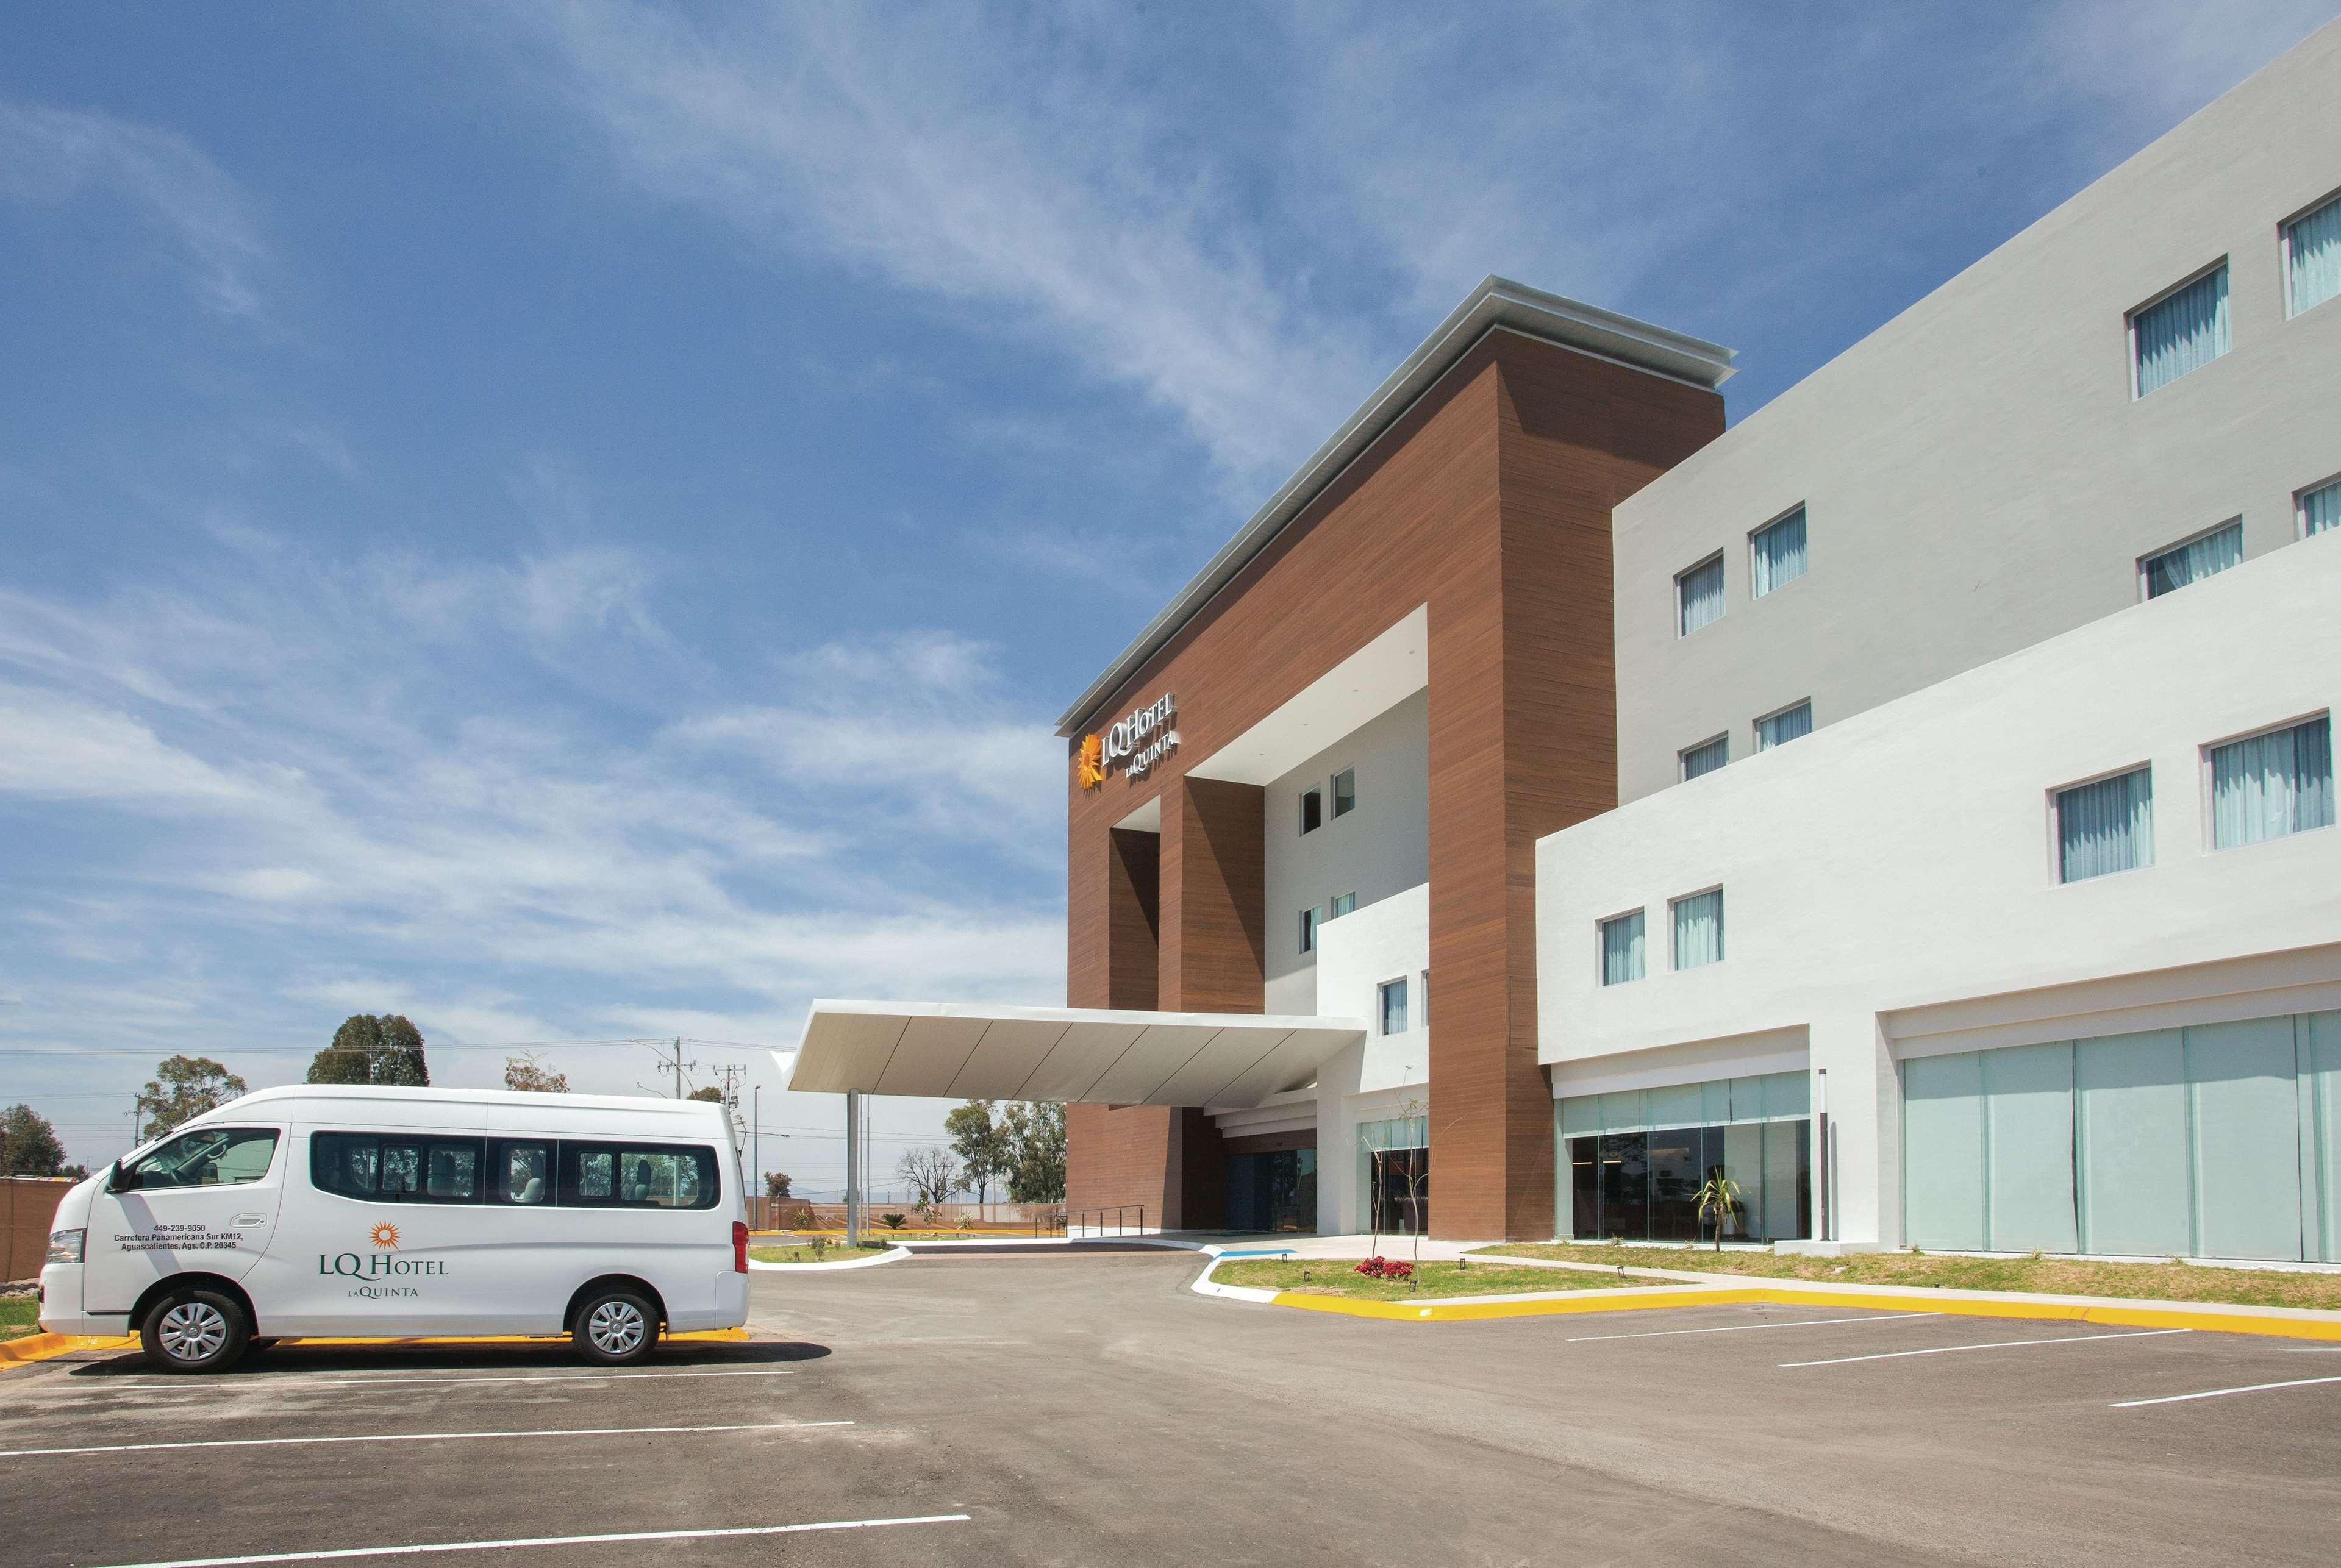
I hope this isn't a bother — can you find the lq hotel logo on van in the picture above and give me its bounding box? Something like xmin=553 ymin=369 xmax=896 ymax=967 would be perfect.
xmin=1077 ymin=692 xmax=1177 ymax=789
xmin=318 ymin=1222 xmax=446 ymax=1299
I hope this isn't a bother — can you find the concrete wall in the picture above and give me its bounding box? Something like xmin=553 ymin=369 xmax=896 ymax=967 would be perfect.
xmin=1262 ymin=689 xmax=1431 ymax=1014
xmin=1537 ymin=533 xmax=2341 ymax=1245
xmin=1611 ymin=19 xmax=2341 ymax=804
xmin=1310 ymin=883 xmax=1432 ymax=1235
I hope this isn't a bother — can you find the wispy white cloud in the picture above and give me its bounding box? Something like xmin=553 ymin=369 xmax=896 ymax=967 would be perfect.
xmin=501 ymin=2 xmax=1385 ymax=500
xmin=0 ymin=98 xmax=267 ymax=316
xmin=0 ymin=530 xmax=1066 ymax=1107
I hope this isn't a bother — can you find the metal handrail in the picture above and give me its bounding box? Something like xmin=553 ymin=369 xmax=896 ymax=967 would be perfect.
xmin=1062 ymin=1204 xmax=1146 ymax=1238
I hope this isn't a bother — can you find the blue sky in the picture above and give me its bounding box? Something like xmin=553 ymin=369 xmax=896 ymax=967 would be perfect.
xmin=4 ymin=2 xmax=2334 ymax=1185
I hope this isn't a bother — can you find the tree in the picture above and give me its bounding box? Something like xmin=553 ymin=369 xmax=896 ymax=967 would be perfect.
xmin=686 ymin=1086 xmax=726 ymax=1103
xmin=136 ymin=1056 xmax=248 ymax=1139
xmin=1002 ymin=1102 xmax=1067 ymax=1205
xmin=307 ymin=1015 xmax=379 ymax=1085
xmin=764 ymin=1171 xmax=793 ymax=1198
xmin=309 ymin=1014 xmax=430 ymax=1087
xmin=898 ymin=1146 xmax=962 ymax=1210
xmin=503 ymin=1053 xmax=569 ymax=1093
xmin=1692 ymin=1169 xmax=1743 ymax=1252
xmin=376 ymin=1015 xmax=429 ymax=1086
xmin=0 ymin=1103 xmax=68 ymax=1176
xmin=945 ymin=1100 xmax=1011 ymax=1217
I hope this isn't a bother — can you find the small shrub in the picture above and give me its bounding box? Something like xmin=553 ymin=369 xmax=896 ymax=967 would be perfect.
xmin=810 ymin=1235 xmax=829 ymax=1260
xmin=1352 ymin=1256 xmax=1414 ymax=1281
xmin=881 ymin=1212 xmax=908 ymax=1231
xmin=956 ymin=1214 xmax=974 ymax=1231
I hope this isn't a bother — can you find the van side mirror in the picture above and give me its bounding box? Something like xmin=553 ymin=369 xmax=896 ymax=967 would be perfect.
xmin=106 ymin=1159 xmax=132 ymax=1194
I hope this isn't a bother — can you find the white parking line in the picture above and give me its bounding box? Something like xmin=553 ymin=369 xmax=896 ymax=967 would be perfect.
xmin=90 ymin=1514 xmax=973 ymax=1568
xmin=90 ymin=1369 xmax=799 ymax=1389
xmin=1569 ymin=1313 xmax=1940 ymax=1342
xmin=1781 ymin=1328 xmax=2189 ymax=1367
xmin=2112 ymin=1374 xmax=2341 ymax=1408
xmin=0 ymin=1420 xmax=849 ymax=1459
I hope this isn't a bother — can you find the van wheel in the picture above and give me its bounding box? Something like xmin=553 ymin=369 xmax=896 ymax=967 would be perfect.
xmin=140 ymin=1289 xmax=249 ymax=1375
xmin=572 ymin=1288 xmax=657 ymax=1366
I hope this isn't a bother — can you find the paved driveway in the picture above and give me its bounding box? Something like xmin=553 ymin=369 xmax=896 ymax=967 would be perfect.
xmin=3 ymin=1249 xmax=2337 ymax=1565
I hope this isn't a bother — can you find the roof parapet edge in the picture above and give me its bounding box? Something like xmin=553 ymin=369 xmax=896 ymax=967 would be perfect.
xmin=1053 ymin=276 xmax=1734 ymax=736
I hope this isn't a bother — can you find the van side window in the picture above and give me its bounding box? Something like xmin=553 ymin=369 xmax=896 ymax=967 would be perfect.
xmin=310 ymin=1132 xmax=487 ymax=1205
xmin=126 ymin=1127 xmax=279 ymax=1191
xmin=572 ymin=1149 xmax=615 ymax=1201
xmin=560 ymin=1141 xmax=720 ymax=1210
xmin=490 ymin=1139 xmax=551 ymax=1206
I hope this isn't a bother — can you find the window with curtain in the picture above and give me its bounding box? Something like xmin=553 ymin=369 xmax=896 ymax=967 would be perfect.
xmin=1756 ymin=700 xmax=1812 ymax=751
xmin=1378 ymin=978 xmax=1409 ymax=1035
xmin=1598 ymin=910 xmax=1644 ymax=986
xmin=1750 ymin=507 xmax=1808 ymax=597
xmin=2211 ymin=715 xmax=2334 ymax=849
xmin=1670 ymin=890 xmax=1724 ymax=969
xmin=2287 ymin=194 xmax=2341 ymax=317
xmin=1676 ymin=555 xmax=1724 ymax=636
xmin=1298 ymin=906 xmax=1319 ymax=955
xmin=1680 ymin=735 xmax=1728 ymax=780
xmin=2131 ymin=264 xmax=2229 ymax=396
xmin=2301 ymin=478 xmax=2340 ymax=538
xmin=2142 ymin=520 xmax=2241 ymax=598
xmin=2055 ymin=766 xmax=2154 ymax=883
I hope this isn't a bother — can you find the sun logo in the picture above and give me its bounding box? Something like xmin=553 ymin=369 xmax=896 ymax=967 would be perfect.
xmin=368 ymin=1222 xmax=401 ymax=1250
xmin=1074 ymin=733 xmax=1106 ymax=790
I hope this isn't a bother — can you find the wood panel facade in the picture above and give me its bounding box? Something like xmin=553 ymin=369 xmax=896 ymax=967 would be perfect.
xmin=1063 ymin=330 xmax=1721 ymax=1238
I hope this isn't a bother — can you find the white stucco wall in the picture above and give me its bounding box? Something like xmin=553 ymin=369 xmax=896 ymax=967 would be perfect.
xmin=1537 ymin=533 xmax=2341 ymax=1245
xmin=1610 ymin=20 xmax=2341 ymax=804
xmin=1262 ymin=688 xmax=1430 ymax=1014
xmin=1309 ymin=881 xmax=1431 ymax=1235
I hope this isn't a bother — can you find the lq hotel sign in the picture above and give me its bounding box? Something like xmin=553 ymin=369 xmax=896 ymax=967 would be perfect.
xmin=1076 ymin=692 xmax=1178 ymax=789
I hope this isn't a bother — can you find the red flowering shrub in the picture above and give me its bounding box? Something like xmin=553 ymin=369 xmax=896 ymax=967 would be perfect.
xmin=1353 ymin=1256 xmax=1415 ymax=1280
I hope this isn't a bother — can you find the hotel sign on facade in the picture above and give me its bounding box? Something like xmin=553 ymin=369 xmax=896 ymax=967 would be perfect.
xmin=1077 ymin=692 xmax=1178 ymax=788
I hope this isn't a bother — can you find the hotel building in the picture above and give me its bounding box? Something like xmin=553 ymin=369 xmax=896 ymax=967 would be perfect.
xmin=792 ymin=22 xmax=2341 ymax=1258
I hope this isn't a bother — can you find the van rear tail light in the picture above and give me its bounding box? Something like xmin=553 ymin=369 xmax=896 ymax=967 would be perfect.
xmin=47 ymin=1229 xmax=84 ymax=1265
xmin=732 ymin=1220 xmax=749 ymax=1273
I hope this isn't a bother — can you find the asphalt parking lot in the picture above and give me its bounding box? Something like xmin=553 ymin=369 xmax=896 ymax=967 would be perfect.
xmin=4 ymin=1250 xmax=2339 ymax=1566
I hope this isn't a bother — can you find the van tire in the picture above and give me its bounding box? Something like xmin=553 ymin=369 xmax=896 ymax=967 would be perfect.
xmin=571 ymin=1287 xmax=657 ymax=1366
xmin=140 ymin=1288 xmax=249 ymax=1375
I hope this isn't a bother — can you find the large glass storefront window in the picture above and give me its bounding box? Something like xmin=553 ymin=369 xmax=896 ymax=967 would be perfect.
xmin=1359 ymin=1115 xmax=1429 ymax=1236
xmin=1559 ymin=1071 xmax=1811 ymax=1244
xmin=1226 ymin=1149 xmax=1317 ymax=1233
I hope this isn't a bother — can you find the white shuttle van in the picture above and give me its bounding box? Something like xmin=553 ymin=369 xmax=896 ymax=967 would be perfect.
xmin=39 ymin=1085 xmax=751 ymax=1374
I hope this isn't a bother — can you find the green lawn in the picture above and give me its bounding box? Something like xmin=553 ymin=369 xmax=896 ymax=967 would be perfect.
xmin=1474 ymin=1243 xmax=2341 ymax=1311
xmin=0 ymin=1297 xmax=41 ymax=1339
xmin=1211 ymin=1258 xmax=1690 ymax=1303
xmin=748 ymin=1243 xmax=895 ymax=1265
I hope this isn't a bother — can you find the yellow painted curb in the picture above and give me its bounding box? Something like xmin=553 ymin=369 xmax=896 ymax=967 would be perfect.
xmin=0 ymin=1326 xmax=750 ymax=1365
xmin=1265 ymin=1282 xmax=2341 ymax=1339
xmin=0 ymin=1333 xmax=138 ymax=1364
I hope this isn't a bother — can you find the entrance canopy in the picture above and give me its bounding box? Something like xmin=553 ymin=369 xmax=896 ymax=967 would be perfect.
xmin=788 ymin=1000 xmax=1368 ymax=1108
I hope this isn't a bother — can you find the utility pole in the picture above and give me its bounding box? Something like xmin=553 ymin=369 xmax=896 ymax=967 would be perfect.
xmin=642 ymin=1038 xmax=697 ymax=1100
xmin=751 ymin=1085 xmax=762 ymax=1229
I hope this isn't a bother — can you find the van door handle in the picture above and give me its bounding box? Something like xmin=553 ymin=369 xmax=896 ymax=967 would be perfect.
xmin=232 ymin=1213 xmax=267 ymax=1226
